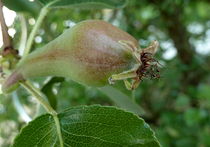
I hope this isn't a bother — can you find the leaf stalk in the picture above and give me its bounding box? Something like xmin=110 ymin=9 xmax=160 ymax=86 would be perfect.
xmin=20 ymin=81 xmax=64 ymax=147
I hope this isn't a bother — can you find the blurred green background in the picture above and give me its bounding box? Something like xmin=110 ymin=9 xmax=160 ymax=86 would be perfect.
xmin=1 ymin=0 xmax=210 ymax=146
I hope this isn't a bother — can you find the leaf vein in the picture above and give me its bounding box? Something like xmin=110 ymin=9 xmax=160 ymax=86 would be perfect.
xmin=26 ymin=122 xmax=54 ymax=139
xmin=36 ymin=128 xmax=54 ymax=146
xmin=62 ymin=128 xmax=122 ymax=146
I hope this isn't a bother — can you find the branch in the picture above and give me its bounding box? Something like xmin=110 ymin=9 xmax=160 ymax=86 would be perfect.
xmin=0 ymin=0 xmax=12 ymax=49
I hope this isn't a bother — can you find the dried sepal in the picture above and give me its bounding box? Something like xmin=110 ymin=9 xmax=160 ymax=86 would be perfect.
xmin=109 ymin=40 xmax=160 ymax=90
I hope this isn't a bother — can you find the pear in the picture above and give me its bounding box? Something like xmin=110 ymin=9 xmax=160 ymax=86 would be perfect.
xmin=2 ymin=20 xmax=140 ymax=93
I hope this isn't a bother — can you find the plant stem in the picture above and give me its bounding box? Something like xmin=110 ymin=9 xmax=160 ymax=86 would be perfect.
xmin=20 ymin=81 xmax=64 ymax=147
xmin=23 ymin=1 xmax=57 ymax=57
xmin=21 ymin=81 xmax=57 ymax=115
xmin=53 ymin=114 xmax=64 ymax=147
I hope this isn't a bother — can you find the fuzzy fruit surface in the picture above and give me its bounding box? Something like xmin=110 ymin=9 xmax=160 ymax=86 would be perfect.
xmin=2 ymin=20 xmax=139 ymax=92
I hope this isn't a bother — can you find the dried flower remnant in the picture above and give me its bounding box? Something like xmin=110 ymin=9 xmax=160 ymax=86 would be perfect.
xmin=109 ymin=40 xmax=159 ymax=90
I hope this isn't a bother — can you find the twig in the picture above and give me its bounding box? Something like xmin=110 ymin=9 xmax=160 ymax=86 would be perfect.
xmin=0 ymin=0 xmax=12 ymax=49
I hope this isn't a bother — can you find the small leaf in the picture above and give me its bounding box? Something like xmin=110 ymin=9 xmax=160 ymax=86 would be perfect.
xmin=38 ymin=0 xmax=127 ymax=9
xmin=99 ymin=86 xmax=146 ymax=116
xmin=41 ymin=77 xmax=64 ymax=109
xmin=3 ymin=0 xmax=41 ymax=16
xmin=13 ymin=105 xmax=160 ymax=146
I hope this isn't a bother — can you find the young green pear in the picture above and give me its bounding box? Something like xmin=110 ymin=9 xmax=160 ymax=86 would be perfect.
xmin=3 ymin=20 xmax=145 ymax=93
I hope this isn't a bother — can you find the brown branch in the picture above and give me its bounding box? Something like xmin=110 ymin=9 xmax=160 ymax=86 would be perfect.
xmin=0 ymin=0 xmax=12 ymax=49
xmin=0 ymin=0 xmax=19 ymax=59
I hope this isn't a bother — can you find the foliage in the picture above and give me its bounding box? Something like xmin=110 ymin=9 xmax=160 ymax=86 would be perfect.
xmin=14 ymin=105 xmax=159 ymax=147
xmin=0 ymin=0 xmax=210 ymax=147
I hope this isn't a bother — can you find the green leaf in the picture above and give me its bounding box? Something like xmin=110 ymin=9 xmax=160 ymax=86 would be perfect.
xmin=99 ymin=86 xmax=146 ymax=116
xmin=41 ymin=77 xmax=64 ymax=110
xmin=3 ymin=0 xmax=41 ymax=16
xmin=38 ymin=0 xmax=127 ymax=9
xmin=13 ymin=105 xmax=160 ymax=147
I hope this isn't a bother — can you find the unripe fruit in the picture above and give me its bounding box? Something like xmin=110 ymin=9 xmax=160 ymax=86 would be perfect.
xmin=2 ymin=20 xmax=141 ymax=92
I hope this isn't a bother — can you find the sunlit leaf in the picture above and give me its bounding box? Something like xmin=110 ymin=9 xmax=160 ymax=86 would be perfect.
xmin=13 ymin=105 xmax=160 ymax=147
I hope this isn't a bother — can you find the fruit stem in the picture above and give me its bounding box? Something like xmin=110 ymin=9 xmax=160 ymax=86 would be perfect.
xmin=23 ymin=0 xmax=58 ymax=57
xmin=20 ymin=81 xmax=64 ymax=147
